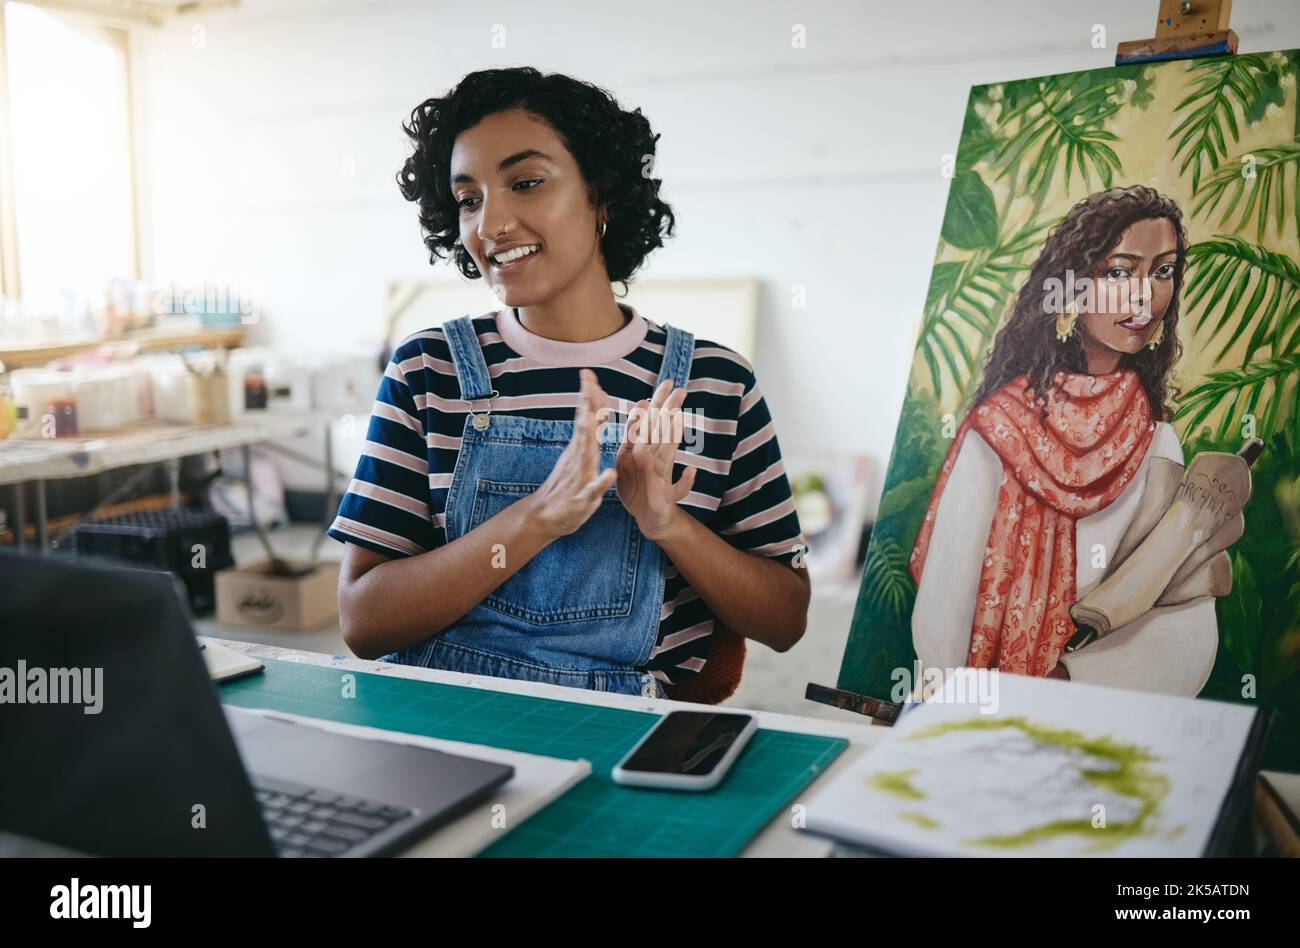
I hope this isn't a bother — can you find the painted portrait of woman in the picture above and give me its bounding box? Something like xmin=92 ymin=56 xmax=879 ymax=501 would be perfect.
xmin=907 ymin=185 xmax=1220 ymax=696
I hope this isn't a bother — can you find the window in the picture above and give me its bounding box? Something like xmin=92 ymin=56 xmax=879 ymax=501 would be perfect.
xmin=0 ymin=0 xmax=137 ymax=316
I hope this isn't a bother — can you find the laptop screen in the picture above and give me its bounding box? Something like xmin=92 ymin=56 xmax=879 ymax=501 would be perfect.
xmin=0 ymin=549 xmax=276 ymax=857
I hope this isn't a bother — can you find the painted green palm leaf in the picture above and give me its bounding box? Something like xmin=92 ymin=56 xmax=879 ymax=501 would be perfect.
xmin=942 ymin=170 xmax=999 ymax=249
xmin=1184 ymin=236 xmax=1300 ymax=365
xmin=1192 ymin=142 xmax=1300 ymax=240
xmin=1170 ymin=54 xmax=1271 ymax=191
xmin=1174 ymin=355 xmax=1300 ymax=443
xmin=993 ymin=72 xmax=1123 ymax=196
xmin=919 ymin=215 xmax=1054 ymax=398
xmin=859 ymin=537 xmax=916 ymax=628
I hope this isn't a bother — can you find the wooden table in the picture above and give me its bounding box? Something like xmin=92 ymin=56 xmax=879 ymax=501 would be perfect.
xmin=0 ymin=410 xmax=337 ymax=554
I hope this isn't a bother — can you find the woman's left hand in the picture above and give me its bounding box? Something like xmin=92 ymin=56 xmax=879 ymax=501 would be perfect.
xmin=616 ymin=379 xmax=696 ymax=540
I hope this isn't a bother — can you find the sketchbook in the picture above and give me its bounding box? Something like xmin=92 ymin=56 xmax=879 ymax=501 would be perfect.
xmin=800 ymin=672 xmax=1269 ymax=857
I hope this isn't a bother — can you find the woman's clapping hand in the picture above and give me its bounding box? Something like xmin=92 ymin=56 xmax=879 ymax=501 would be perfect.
xmin=528 ymin=368 xmax=618 ymax=538
xmin=615 ymin=378 xmax=696 ymax=540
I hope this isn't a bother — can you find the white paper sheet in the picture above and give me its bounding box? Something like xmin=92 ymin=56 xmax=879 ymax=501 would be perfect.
xmin=800 ymin=671 xmax=1258 ymax=857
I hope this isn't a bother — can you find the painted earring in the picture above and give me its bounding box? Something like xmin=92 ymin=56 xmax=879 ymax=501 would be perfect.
xmin=1055 ymin=307 xmax=1077 ymax=343
xmin=1147 ymin=321 xmax=1165 ymax=349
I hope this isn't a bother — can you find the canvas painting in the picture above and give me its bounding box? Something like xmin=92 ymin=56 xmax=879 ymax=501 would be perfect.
xmin=837 ymin=50 xmax=1300 ymax=769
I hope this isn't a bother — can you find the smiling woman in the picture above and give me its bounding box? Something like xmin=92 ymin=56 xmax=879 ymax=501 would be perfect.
xmin=397 ymin=67 xmax=675 ymax=304
xmin=329 ymin=68 xmax=810 ymax=704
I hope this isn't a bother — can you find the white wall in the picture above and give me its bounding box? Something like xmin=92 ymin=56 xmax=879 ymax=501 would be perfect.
xmin=131 ymin=0 xmax=1300 ymax=511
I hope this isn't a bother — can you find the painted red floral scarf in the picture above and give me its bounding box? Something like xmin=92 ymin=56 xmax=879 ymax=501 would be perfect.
xmin=909 ymin=369 xmax=1156 ymax=675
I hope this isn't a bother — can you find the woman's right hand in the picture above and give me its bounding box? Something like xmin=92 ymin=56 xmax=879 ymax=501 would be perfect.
xmin=527 ymin=368 xmax=618 ymax=538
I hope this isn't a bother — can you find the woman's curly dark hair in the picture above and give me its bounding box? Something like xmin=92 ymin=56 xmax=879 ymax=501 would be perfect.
xmin=969 ymin=185 xmax=1186 ymax=422
xmin=395 ymin=67 xmax=675 ymax=295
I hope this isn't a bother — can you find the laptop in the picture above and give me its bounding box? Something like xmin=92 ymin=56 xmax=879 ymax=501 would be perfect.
xmin=0 ymin=548 xmax=514 ymax=857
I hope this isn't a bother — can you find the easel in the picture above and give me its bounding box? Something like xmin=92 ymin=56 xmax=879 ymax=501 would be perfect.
xmin=805 ymin=0 xmax=1243 ymax=723
xmin=1115 ymin=0 xmax=1236 ymax=65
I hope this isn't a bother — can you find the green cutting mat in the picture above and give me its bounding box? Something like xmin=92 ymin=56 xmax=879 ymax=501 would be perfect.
xmin=219 ymin=658 xmax=847 ymax=857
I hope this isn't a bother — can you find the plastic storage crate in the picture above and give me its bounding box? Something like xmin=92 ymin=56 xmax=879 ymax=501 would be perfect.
xmin=69 ymin=508 xmax=234 ymax=614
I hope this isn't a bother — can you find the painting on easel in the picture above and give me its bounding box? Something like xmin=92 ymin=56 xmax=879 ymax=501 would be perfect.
xmin=837 ymin=50 xmax=1300 ymax=768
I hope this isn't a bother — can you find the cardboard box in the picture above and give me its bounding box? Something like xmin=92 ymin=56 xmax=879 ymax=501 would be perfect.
xmin=215 ymin=559 xmax=340 ymax=630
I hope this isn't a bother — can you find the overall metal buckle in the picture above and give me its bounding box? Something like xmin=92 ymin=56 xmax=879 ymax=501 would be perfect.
xmin=466 ymin=389 xmax=500 ymax=431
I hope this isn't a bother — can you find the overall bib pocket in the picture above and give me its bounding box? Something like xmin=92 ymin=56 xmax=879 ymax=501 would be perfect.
xmin=469 ymin=477 xmax=641 ymax=624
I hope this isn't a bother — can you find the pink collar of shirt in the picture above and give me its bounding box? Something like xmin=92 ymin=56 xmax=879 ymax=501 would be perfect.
xmin=495 ymin=302 xmax=649 ymax=366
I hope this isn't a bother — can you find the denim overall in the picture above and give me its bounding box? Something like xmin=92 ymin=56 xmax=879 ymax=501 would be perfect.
xmin=385 ymin=314 xmax=695 ymax=699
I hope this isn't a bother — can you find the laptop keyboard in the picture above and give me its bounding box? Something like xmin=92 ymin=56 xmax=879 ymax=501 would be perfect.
xmin=252 ymin=776 xmax=416 ymax=858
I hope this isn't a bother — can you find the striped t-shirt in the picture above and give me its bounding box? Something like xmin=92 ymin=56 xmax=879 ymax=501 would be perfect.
xmin=328 ymin=302 xmax=806 ymax=686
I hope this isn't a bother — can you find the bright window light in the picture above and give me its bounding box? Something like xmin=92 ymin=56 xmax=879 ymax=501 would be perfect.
xmin=4 ymin=1 xmax=135 ymax=315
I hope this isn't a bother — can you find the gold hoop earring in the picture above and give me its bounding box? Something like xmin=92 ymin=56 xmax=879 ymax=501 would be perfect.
xmin=1147 ymin=321 xmax=1165 ymax=350
xmin=1055 ymin=307 xmax=1078 ymax=344
xmin=597 ymin=218 xmax=607 ymax=239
